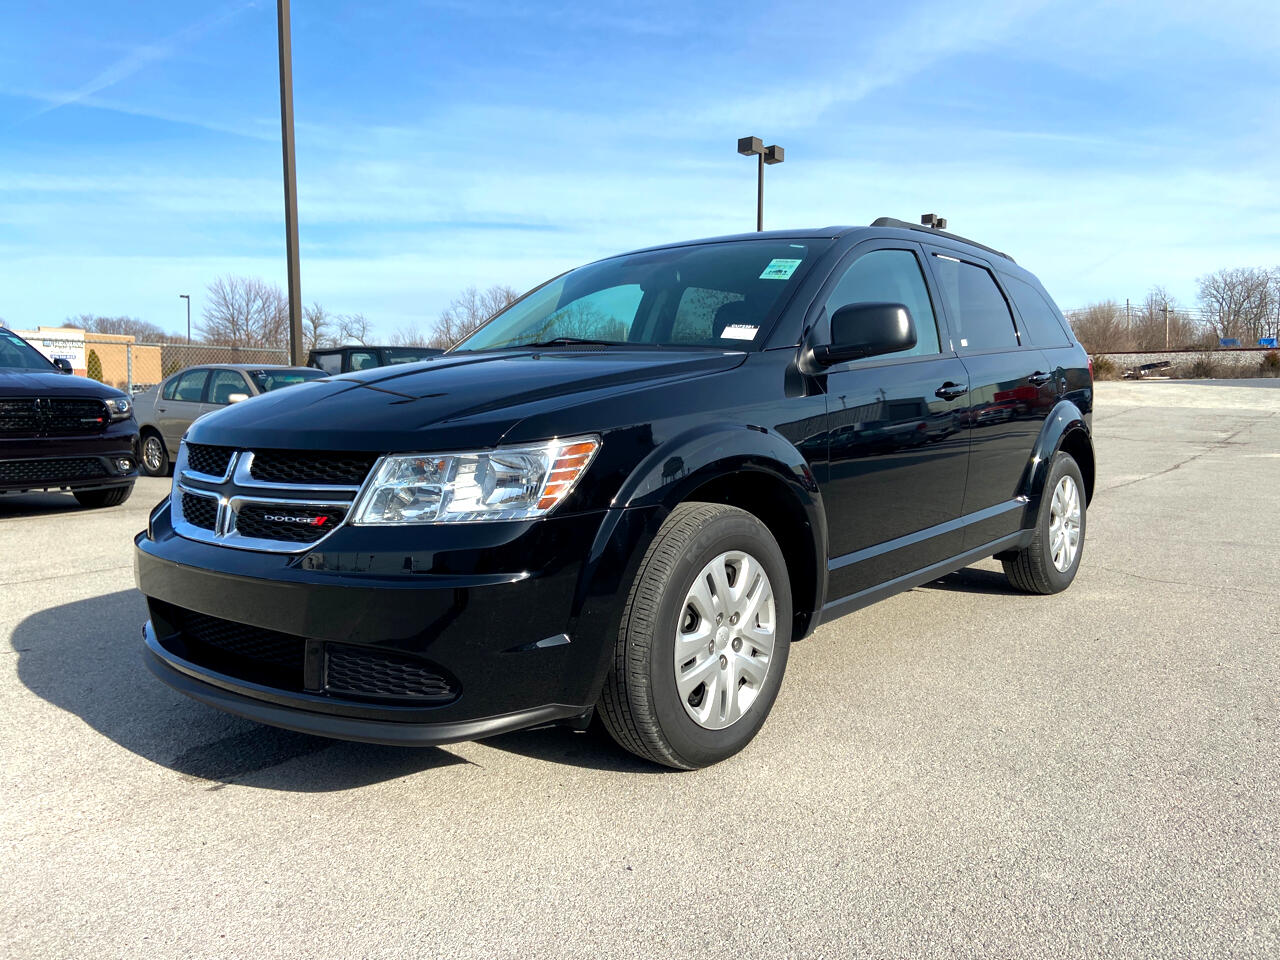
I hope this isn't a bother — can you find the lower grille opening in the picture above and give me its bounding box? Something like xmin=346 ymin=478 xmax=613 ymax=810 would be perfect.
xmin=0 ymin=457 xmax=108 ymax=486
xmin=326 ymin=644 xmax=458 ymax=702
xmin=164 ymin=607 xmax=306 ymax=691
xmin=154 ymin=604 xmax=459 ymax=704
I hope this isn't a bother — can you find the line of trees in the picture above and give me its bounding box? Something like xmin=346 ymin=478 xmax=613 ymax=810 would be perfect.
xmin=58 ymin=276 xmax=522 ymax=353
xmin=1069 ymin=266 xmax=1280 ymax=353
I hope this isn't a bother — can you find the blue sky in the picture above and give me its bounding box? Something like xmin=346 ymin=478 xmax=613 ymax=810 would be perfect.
xmin=1 ymin=0 xmax=1277 ymax=338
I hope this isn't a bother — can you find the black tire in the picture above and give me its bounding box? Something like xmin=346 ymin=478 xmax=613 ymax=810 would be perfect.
xmin=1002 ymin=452 xmax=1086 ymax=594
xmin=139 ymin=430 xmax=169 ymax=477
xmin=73 ymin=484 xmax=134 ymax=509
xmin=598 ymin=502 xmax=792 ymax=770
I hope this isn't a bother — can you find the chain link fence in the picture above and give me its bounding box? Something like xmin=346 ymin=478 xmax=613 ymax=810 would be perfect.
xmin=17 ymin=333 xmax=291 ymax=395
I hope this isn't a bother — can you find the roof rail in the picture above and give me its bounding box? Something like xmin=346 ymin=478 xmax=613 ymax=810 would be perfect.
xmin=870 ymin=217 xmax=1015 ymax=263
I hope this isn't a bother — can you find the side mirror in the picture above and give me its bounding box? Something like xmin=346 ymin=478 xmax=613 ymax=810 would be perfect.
xmin=813 ymin=302 xmax=916 ymax=366
xmin=227 ymin=393 xmax=249 ymax=404
xmin=53 ymin=358 xmax=73 ymax=374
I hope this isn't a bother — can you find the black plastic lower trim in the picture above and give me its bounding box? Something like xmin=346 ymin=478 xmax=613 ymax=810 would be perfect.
xmin=144 ymin=632 xmax=586 ymax=747
xmin=818 ymin=531 xmax=1030 ymax=625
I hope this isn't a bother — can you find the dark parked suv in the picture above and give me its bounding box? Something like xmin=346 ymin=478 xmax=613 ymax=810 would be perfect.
xmin=135 ymin=220 xmax=1093 ymax=768
xmin=1 ymin=327 xmax=139 ymax=507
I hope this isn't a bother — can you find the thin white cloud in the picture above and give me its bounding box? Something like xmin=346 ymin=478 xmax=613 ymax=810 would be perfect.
xmin=27 ymin=1 xmax=257 ymax=118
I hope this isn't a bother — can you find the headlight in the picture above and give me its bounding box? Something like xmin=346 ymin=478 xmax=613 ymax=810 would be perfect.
xmin=106 ymin=397 xmax=131 ymax=420
xmin=352 ymin=435 xmax=600 ymax=525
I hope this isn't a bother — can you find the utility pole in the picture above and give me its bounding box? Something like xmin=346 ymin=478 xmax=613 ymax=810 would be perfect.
xmin=277 ymin=0 xmax=304 ymax=365
xmin=1162 ymin=301 xmax=1170 ymax=349
xmin=1126 ymin=298 xmax=1131 ymax=326
xmin=179 ymin=294 xmax=190 ymax=344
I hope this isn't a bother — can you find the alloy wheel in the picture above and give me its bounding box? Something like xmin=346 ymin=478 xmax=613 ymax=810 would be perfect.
xmin=1049 ymin=475 xmax=1082 ymax=572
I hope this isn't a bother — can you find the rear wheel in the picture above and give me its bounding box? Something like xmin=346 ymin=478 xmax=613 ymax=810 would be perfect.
xmin=73 ymin=484 xmax=133 ymax=509
xmin=598 ymin=502 xmax=792 ymax=769
xmin=140 ymin=431 xmax=169 ymax=477
xmin=1002 ymin=452 xmax=1086 ymax=594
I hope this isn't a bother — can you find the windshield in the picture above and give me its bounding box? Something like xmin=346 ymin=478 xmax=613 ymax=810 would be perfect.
xmin=0 ymin=328 xmax=56 ymax=371
xmin=250 ymin=368 xmax=327 ymax=392
xmin=453 ymin=239 xmax=828 ymax=352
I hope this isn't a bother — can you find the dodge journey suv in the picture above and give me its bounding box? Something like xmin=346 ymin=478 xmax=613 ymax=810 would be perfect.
xmin=135 ymin=219 xmax=1094 ymax=769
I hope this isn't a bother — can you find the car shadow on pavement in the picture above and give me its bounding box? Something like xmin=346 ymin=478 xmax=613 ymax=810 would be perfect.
xmin=920 ymin=566 xmax=1024 ymax=595
xmin=0 ymin=491 xmax=92 ymax=519
xmin=483 ymin=722 xmax=672 ymax=775
xmin=12 ymin=590 xmax=467 ymax=791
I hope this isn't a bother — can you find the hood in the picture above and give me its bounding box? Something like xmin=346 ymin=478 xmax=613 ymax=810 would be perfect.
xmin=188 ymin=347 xmax=745 ymax=451
xmin=0 ymin=369 xmax=127 ymax=399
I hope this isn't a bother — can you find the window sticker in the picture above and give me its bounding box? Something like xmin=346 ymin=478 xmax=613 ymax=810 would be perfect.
xmin=720 ymin=324 xmax=758 ymax=340
xmin=759 ymin=258 xmax=802 ymax=280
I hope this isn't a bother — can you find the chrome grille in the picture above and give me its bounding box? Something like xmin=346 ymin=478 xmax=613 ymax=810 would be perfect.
xmin=172 ymin=443 xmax=376 ymax=553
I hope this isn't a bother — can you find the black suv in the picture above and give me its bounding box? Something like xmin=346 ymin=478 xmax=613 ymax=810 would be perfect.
xmin=135 ymin=221 xmax=1093 ymax=768
xmin=1 ymin=327 xmax=139 ymax=507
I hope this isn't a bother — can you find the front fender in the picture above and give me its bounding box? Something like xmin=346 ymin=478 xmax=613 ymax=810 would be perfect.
xmin=567 ymin=422 xmax=828 ymax=704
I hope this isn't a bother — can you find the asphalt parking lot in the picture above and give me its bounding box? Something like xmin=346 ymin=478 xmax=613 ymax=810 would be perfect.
xmin=3 ymin=381 xmax=1277 ymax=959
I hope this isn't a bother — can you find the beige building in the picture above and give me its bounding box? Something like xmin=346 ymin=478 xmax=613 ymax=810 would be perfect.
xmin=14 ymin=326 xmax=162 ymax=391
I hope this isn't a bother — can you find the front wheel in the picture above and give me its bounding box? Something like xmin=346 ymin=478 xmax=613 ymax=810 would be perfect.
xmin=598 ymin=502 xmax=792 ymax=769
xmin=1002 ymin=452 xmax=1086 ymax=594
xmin=73 ymin=484 xmax=134 ymax=509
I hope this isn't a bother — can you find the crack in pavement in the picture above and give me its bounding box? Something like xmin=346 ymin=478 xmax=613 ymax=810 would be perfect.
xmin=1094 ymin=566 xmax=1274 ymax=599
xmin=1105 ymin=412 xmax=1276 ymax=491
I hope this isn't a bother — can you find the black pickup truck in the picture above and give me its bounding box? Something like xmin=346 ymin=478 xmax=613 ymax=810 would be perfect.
xmin=1 ymin=327 xmax=139 ymax=507
xmin=136 ymin=220 xmax=1093 ymax=768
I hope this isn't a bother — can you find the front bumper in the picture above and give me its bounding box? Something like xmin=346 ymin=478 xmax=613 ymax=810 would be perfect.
xmin=0 ymin=424 xmax=139 ymax=493
xmin=134 ymin=498 xmax=635 ymax=743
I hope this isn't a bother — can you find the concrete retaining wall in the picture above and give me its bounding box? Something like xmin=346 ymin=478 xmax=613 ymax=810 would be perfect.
xmin=1095 ymin=349 xmax=1276 ymax=372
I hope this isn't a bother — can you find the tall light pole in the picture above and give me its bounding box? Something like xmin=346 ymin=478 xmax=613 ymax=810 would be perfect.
xmin=277 ymin=0 xmax=304 ymax=365
xmin=737 ymin=136 xmax=784 ymax=232
xmin=179 ymin=294 xmax=190 ymax=344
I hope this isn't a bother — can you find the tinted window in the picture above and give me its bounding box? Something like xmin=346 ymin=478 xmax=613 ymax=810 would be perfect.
xmin=313 ymin=353 xmax=342 ymax=374
xmin=170 ymin=369 xmax=209 ymax=402
xmin=207 ymin=370 xmax=248 ymax=404
xmin=0 ymin=329 xmax=54 ymax=370
xmin=825 ymin=249 xmax=941 ymax=359
xmin=348 ymin=351 xmax=378 ymax=371
xmin=454 ymin=239 xmax=825 ymax=351
xmin=1004 ymin=275 xmax=1071 ymax=347
xmin=249 ymin=368 xmax=326 ymax=392
xmin=930 ymin=255 xmax=1019 ymax=351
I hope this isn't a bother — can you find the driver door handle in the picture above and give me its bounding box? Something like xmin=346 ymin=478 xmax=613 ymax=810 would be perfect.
xmin=935 ymin=382 xmax=968 ymax=401
xmin=1028 ymin=370 xmax=1052 ymax=386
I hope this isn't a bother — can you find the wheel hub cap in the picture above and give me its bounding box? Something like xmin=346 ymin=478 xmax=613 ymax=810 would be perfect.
xmin=674 ymin=550 xmax=776 ymax=730
xmin=1049 ymin=475 xmax=1082 ymax=573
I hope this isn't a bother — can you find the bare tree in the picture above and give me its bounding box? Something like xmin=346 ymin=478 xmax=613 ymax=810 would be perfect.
xmin=303 ymin=302 xmax=333 ymax=352
xmin=1067 ymin=300 xmax=1130 ymax=353
xmin=429 ymin=284 xmax=521 ymax=348
xmin=64 ymin=314 xmax=172 ymax=341
xmin=335 ymin=313 xmax=372 ymax=345
xmin=199 ymin=276 xmax=288 ymax=348
xmin=1197 ymin=267 xmax=1277 ymax=343
xmin=387 ymin=322 xmax=432 ymax=347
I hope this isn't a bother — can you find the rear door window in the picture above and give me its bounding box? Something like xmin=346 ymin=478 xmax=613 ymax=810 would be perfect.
xmin=170 ymin=369 xmax=209 ymax=401
xmin=929 ymin=254 xmax=1019 ymax=351
xmin=347 ymin=351 xmax=379 ymax=371
xmin=1004 ymin=275 xmax=1072 ymax=347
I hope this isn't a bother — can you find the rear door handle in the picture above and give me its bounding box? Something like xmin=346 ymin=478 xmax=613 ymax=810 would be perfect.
xmin=1028 ymin=371 xmax=1052 ymax=386
xmin=935 ymin=382 xmax=968 ymax=401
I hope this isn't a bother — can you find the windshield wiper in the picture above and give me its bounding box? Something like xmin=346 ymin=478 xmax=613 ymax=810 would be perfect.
xmin=521 ymin=337 xmax=634 ymax=348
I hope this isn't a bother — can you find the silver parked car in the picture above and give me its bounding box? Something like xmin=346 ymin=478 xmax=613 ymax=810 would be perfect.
xmin=133 ymin=364 xmax=327 ymax=476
